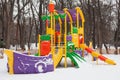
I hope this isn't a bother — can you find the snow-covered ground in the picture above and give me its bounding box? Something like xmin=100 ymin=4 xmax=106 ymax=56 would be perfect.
xmin=0 ymin=53 xmax=120 ymax=80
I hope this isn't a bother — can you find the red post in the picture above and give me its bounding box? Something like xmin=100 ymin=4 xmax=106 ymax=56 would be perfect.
xmin=48 ymin=3 xmax=55 ymax=12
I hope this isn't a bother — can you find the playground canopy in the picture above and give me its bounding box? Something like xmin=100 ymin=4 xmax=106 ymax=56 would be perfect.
xmin=57 ymin=9 xmax=81 ymax=22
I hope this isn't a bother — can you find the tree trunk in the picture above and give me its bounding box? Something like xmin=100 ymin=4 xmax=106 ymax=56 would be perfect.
xmin=92 ymin=6 xmax=96 ymax=49
xmin=61 ymin=0 xmax=64 ymax=10
xmin=39 ymin=0 xmax=43 ymax=34
xmin=97 ymin=0 xmax=102 ymax=54
xmin=104 ymin=44 xmax=109 ymax=54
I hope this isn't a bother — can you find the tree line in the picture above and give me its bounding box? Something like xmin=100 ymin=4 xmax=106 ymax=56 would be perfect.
xmin=0 ymin=0 xmax=120 ymax=54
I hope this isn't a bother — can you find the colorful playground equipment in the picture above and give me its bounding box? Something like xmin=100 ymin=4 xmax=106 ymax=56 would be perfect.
xmin=3 ymin=1 xmax=116 ymax=74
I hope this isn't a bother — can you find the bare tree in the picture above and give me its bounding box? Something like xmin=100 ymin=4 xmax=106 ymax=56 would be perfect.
xmin=78 ymin=0 xmax=114 ymax=54
xmin=114 ymin=0 xmax=120 ymax=54
xmin=0 ymin=0 xmax=15 ymax=48
xmin=38 ymin=0 xmax=43 ymax=34
xmin=16 ymin=0 xmax=31 ymax=50
xmin=0 ymin=0 xmax=118 ymax=53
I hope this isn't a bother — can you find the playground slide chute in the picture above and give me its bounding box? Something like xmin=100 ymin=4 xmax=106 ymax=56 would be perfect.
xmin=80 ymin=44 xmax=116 ymax=65
xmin=54 ymin=48 xmax=63 ymax=68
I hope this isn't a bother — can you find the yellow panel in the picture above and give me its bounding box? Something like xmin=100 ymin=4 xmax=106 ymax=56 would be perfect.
xmin=52 ymin=29 xmax=54 ymax=35
xmin=72 ymin=34 xmax=79 ymax=47
xmin=47 ymin=28 xmax=51 ymax=34
xmin=78 ymin=27 xmax=83 ymax=34
xmin=4 ymin=49 xmax=14 ymax=74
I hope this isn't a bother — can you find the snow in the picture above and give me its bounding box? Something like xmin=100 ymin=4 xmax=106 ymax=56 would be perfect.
xmin=10 ymin=43 xmax=38 ymax=50
xmin=0 ymin=53 xmax=120 ymax=80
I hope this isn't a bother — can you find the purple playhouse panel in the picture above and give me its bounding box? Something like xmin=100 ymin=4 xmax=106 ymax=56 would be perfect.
xmin=68 ymin=9 xmax=77 ymax=21
xmin=57 ymin=9 xmax=81 ymax=22
xmin=67 ymin=35 xmax=72 ymax=41
xmin=74 ymin=50 xmax=88 ymax=56
xmin=68 ymin=9 xmax=81 ymax=21
xmin=56 ymin=24 xmax=60 ymax=31
xmin=13 ymin=52 xmax=54 ymax=74
xmin=74 ymin=50 xmax=82 ymax=56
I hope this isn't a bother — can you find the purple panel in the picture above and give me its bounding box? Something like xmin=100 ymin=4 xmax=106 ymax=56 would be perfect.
xmin=13 ymin=52 xmax=54 ymax=74
xmin=57 ymin=8 xmax=81 ymax=22
xmin=74 ymin=50 xmax=82 ymax=56
xmin=68 ymin=9 xmax=81 ymax=21
xmin=67 ymin=35 xmax=72 ymax=41
xmin=56 ymin=24 xmax=60 ymax=31
xmin=74 ymin=50 xmax=88 ymax=56
xmin=68 ymin=9 xmax=77 ymax=21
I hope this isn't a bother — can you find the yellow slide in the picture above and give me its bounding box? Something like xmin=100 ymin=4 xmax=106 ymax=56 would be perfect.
xmin=80 ymin=44 xmax=116 ymax=65
xmin=54 ymin=47 xmax=63 ymax=68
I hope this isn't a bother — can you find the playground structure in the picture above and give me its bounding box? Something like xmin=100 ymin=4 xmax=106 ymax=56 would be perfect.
xmin=3 ymin=1 xmax=116 ymax=74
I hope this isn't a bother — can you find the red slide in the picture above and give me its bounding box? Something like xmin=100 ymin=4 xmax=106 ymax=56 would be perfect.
xmin=80 ymin=44 xmax=116 ymax=65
